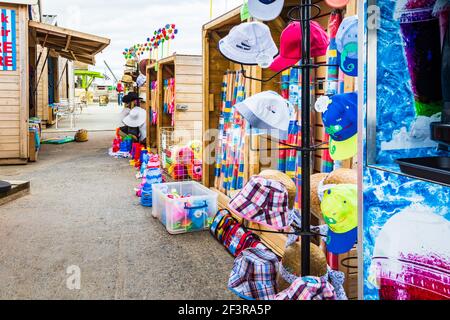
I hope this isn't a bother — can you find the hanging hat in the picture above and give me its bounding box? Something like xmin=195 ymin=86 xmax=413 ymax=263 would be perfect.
xmin=122 ymin=92 xmax=142 ymax=104
xmin=122 ymin=107 xmax=147 ymax=128
xmin=324 ymin=168 xmax=357 ymax=185
xmin=247 ymin=0 xmax=284 ymax=22
xmin=310 ymin=173 xmax=329 ymax=219
xmin=236 ymin=91 xmax=291 ymax=140
xmin=270 ymin=21 xmax=329 ymax=72
xmin=319 ymin=183 xmax=358 ymax=255
xmin=276 ymin=240 xmax=328 ymax=292
xmin=325 ymin=0 xmax=349 ymax=9
xmin=258 ymin=170 xmax=296 ymax=209
xmin=336 ymin=15 xmax=358 ymax=77
xmin=218 ymin=22 xmax=278 ymax=68
xmin=125 ymin=59 xmax=137 ymax=68
xmin=228 ymin=248 xmax=279 ymax=300
xmin=316 ymin=92 xmax=358 ymax=161
xmin=121 ymin=74 xmax=133 ymax=84
xmin=229 ymin=176 xmax=290 ymax=230
xmin=139 ymin=59 xmax=150 ymax=75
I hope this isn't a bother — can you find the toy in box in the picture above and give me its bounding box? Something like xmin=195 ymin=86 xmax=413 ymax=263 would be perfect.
xmin=152 ymin=181 xmax=218 ymax=235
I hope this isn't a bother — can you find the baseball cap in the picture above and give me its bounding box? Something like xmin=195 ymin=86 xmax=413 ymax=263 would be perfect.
xmin=219 ymin=22 xmax=278 ymax=68
xmin=248 ymin=0 xmax=284 ymax=22
xmin=319 ymin=183 xmax=358 ymax=254
xmin=325 ymin=0 xmax=349 ymax=8
xmin=270 ymin=21 xmax=329 ymax=73
xmin=236 ymin=91 xmax=291 ymax=140
xmin=315 ymin=92 xmax=358 ymax=161
xmin=336 ymin=15 xmax=358 ymax=77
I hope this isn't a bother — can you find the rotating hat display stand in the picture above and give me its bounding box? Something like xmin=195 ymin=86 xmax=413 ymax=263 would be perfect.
xmin=239 ymin=1 xmax=337 ymax=277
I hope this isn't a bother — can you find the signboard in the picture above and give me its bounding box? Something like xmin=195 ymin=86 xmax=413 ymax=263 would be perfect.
xmin=0 ymin=9 xmax=17 ymax=71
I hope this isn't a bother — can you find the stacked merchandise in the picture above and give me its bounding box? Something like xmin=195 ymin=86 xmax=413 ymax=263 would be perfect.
xmin=214 ymin=71 xmax=247 ymax=195
xmin=162 ymin=140 xmax=203 ymax=182
xmin=210 ymin=0 xmax=359 ymax=300
xmin=136 ymin=154 xmax=163 ymax=207
xmin=152 ymin=181 xmax=218 ymax=234
xmin=150 ymin=80 xmax=158 ymax=125
xmin=163 ymin=78 xmax=176 ymax=126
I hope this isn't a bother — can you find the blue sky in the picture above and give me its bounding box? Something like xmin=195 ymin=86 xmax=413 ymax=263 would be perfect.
xmin=43 ymin=0 xmax=242 ymax=81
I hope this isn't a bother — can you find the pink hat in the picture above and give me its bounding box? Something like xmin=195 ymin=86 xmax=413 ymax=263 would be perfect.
xmin=325 ymin=0 xmax=349 ymax=9
xmin=269 ymin=21 xmax=329 ymax=73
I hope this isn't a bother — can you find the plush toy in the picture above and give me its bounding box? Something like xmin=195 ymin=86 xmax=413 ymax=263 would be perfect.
xmin=188 ymin=159 xmax=203 ymax=181
xmin=188 ymin=140 xmax=202 ymax=160
xmin=172 ymin=164 xmax=188 ymax=180
xmin=177 ymin=146 xmax=195 ymax=165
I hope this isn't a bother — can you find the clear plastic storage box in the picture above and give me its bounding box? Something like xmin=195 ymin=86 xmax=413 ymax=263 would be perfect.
xmin=152 ymin=181 xmax=218 ymax=235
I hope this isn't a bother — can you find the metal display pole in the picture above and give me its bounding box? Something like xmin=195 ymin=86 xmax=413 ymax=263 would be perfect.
xmin=300 ymin=0 xmax=312 ymax=277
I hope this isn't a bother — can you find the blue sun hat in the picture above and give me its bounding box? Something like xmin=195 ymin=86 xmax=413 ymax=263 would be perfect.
xmin=336 ymin=15 xmax=358 ymax=77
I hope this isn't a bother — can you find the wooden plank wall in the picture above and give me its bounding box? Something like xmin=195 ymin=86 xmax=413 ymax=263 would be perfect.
xmin=174 ymin=55 xmax=202 ymax=138
xmin=146 ymin=64 xmax=158 ymax=151
xmin=0 ymin=3 xmax=28 ymax=162
xmin=36 ymin=45 xmax=49 ymax=122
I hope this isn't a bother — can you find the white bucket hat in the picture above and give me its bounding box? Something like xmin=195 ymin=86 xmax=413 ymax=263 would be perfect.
xmin=218 ymin=22 xmax=278 ymax=68
xmin=248 ymin=0 xmax=284 ymax=21
xmin=236 ymin=91 xmax=290 ymax=140
xmin=122 ymin=107 xmax=147 ymax=127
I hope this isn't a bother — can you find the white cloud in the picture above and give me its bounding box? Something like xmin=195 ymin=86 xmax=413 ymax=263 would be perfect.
xmin=42 ymin=0 xmax=242 ymax=80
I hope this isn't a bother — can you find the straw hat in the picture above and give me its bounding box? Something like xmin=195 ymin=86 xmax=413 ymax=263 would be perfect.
xmin=125 ymin=59 xmax=136 ymax=68
xmin=311 ymin=173 xmax=328 ymax=219
xmin=75 ymin=129 xmax=88 ymax=143
xmin=122 ymin=75 xmax=133 ymax=84
xmin=324 ymin=168 xmax=357 ymax=185
xmin=276 ymin=241 xmax=328 ymax=292
xmin=258 ymin=170 xmax=297 ymax=209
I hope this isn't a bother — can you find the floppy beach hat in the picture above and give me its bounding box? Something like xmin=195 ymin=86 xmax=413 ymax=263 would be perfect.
xmin=319 ymin=183 xmax=358 ymax=254
xmin=336 ymin=15 xmax=358 ymax=77
xmin=270 ymin=21 xmax=329 ymax=72
xmin=315 ymin=92 xmax=358 ymax=161
xmin=229 ymin=176 xmax=290 ymax=230
xmin=122 ymin=92 xmax=143 ymax=104
xmin=122 ymin=107 xmax=147 ymax=128
xmin=236 ymin=91 xmax=291 ymax=140
xmin=228 ymin=248 xmax=280 ymax=300
xmin=248 ymin=0 xmax=284 ymax=22
xmin=219 ymin=22 xmax=278 ymax=68
xmin=325 ymin=0 xmax=349 ymax=8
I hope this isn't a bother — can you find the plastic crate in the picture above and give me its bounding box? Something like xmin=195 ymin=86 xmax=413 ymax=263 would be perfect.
xmin=152 ymin=181 xmax=218 ymax=235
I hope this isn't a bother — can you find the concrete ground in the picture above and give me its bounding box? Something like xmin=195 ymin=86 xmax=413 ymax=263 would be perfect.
xmin=45 ymin=103 xmax=124 ymax=133
xmin=0 ymin=131 xmax=237 ymax=300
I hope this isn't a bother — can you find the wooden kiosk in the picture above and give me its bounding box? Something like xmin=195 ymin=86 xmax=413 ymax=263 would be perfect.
xmin=146 ymin=54 xmax=203 ymax=154
xmin=0 ymin=1 xmax=110 ymax=165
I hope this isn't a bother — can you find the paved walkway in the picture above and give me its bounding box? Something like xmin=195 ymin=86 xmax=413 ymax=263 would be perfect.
xmin=0 ymin=132 xmax=236 ymax=300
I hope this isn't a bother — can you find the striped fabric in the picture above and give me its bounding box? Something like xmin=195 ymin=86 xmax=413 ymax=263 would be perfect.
xmin=1 ymin=9 xmax=17 ymax=71
xmin=228 ymin=248 xmax=279 ymax=301
xmin=229 ymin=176 xmax=290 ymax=230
